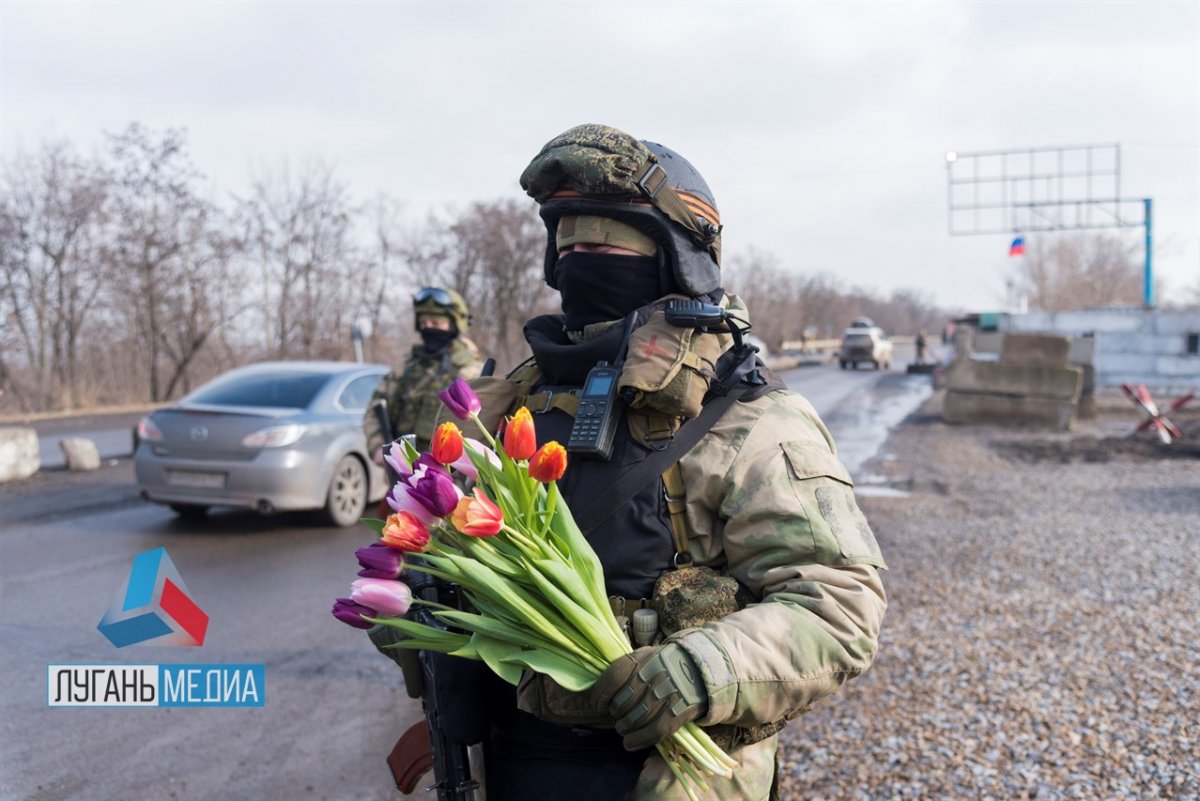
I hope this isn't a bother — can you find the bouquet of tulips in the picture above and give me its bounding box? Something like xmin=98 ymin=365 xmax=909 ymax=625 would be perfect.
xmin=332 ymin=378 xmax=737 ymax=799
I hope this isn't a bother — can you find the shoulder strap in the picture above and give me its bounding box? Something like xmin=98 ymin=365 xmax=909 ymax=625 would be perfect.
xmin=572 ymin=382 xmax=750 ymax=535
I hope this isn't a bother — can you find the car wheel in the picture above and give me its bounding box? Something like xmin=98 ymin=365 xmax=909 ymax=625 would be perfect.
xmin=851 ymin=361 xmax=858 ymax=369
xmin=170 ymin=503 xmax=209 ymax=520
xmin=873 ymin=360 xmax=880 ymax=370
xmin=324 ymin=455 xmax=368 ymax=528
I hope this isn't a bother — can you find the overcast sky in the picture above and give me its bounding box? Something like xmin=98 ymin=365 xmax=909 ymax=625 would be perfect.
xmin=3 ymin=0 xmax=1197 ymax=311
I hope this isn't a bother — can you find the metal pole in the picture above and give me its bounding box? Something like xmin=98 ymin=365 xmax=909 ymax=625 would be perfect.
xmin=1143 ymin=197 xmax=1153 ymax=309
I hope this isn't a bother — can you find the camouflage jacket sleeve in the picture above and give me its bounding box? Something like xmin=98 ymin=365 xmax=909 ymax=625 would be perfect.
xmin=450 ymin=337 xmax=485 ymax=381
xmin=672 ymin=389 xmax=887 ymax=729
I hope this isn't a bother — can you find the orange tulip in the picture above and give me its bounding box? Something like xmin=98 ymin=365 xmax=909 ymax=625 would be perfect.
xmin=503 ymin=407 xmax=537 ymax=461
xmin=451 ymin=490 xmax=504 ymax=537
xmin=431 ymin=421 xmax=465 ymax=465
xmin=528 ymin=441 xmax=567 ymax=483
xmin=380 ymin=511 xmax=431 ymax=552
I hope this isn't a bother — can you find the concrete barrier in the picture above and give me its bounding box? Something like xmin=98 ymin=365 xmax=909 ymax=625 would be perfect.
xmin=0 ymin=427 xmax=40 ymax=482
xmin=59 ymin=437 xmax=101 ymax=471
xmin=1000 ymin=333 xmax=1071 ymax=367
xmin=943 ymin=391 xmax=1078 ymax=430
xmin=946 ymin=360 xmax=1083 ymax=401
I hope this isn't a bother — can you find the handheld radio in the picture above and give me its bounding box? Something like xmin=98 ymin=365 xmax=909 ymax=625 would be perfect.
xmin=566 ymin=313 xmax=640 ymax=460
xmin=566 ymin=361 xmax=622 ymax=459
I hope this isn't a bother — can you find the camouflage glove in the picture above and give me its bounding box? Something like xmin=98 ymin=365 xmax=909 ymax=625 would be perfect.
xmin=590 ymin=643 xmax=708 ymax=751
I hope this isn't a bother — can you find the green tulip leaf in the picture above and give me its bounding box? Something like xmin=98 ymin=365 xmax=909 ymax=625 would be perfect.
xmin=496 ymin=649 xmax=598 ymax=693
xmin=471 ymin=635 xmax=524 ymax=686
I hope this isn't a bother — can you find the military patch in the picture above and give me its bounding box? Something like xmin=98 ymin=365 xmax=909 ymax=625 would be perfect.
xmin=814 ymin=485 xmax=885 ymax=565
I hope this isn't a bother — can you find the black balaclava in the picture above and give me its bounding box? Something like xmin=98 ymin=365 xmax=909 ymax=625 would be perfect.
xmin=418 ymin=327 xmax=456 ymax=354
xmin=554 ymin=252 xmax=663 ymax=331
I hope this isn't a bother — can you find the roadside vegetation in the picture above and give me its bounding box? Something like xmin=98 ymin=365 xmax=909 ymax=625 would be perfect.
xmin=3 ymin=123 xmax=1173 ymax=415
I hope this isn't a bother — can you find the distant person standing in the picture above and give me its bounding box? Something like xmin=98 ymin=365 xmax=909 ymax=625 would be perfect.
xmin=364 ymin=287 xmax=484 ymax=458
xmin=915 ymin=329 xmax=928 ymax=364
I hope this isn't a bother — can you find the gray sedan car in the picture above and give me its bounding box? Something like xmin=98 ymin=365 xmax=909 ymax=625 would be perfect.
xmin=134 ymin=361 xmax=390 ymax=526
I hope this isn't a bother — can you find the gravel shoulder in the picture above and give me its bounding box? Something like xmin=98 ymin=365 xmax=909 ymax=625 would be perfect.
xmin=779 ymin=391 xmax=1200 ymax=801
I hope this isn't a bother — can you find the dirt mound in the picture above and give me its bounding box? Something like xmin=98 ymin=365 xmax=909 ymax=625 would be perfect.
xmin=992 ymin=434 xmax=1200 ymax=464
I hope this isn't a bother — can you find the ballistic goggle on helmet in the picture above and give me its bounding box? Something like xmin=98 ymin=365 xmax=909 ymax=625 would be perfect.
xmin=519 ymin=123 xmax=722 ymax=298
xmin=412 ymin=287 xmax=472 ymax=333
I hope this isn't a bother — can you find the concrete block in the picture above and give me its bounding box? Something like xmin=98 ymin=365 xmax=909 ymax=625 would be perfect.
xmin=1152 ymin=312 xmax=1200 ymax=335
xmin=1077 ymin=393 xmax=1096 ymax=419
xmin=59 ymin=437 xmax=101 ymax=471
xmin=1068 ymin=337 xmax=1095 ymax=365
xmin=0 ymin=427 xmax=40 ymax=482
xmin=973 ymin=332 xmax=1004 ymax=355
xmin=1078 ymin=363 xmax=1096 ymax=395
xmin=1156 ymin=355 xmax=1200 ymax=380
xmin=1006 ymin=311 xmax=1141 ymax=334
xmin=946 ymin=360 xmax=1083 ymax=401
xmin=943 ymin=390 xmax=1077 ymax=430
xmin=1001 ymin=333 xmax=1071 ymax=367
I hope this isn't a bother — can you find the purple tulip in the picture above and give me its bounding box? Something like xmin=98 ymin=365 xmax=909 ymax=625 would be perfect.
xmin=350 ymin=578 xmax=413 ymax=617
xmin=386 ymin=481 xmax=436 ymax=524
xmin=438 ymin=378 xmax=482 ymax=420
xmin=407 ymin=464 xmax=463 ymax=518
xmin=332 ymin=597 xmax=376 ymax=629
xmin=356 ymin=542 xmax=405 ymax=579
xmin=383 ymin=443 xmax=413 ymax=480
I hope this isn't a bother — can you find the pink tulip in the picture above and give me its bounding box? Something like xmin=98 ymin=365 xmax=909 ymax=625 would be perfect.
xmin=350 ymin=578 xmax=413 ymax=617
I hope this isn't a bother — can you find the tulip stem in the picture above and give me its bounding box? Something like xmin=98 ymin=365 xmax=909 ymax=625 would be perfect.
xmin=468 ymin=412 xmax=496 ymax=449
xmin=541 ymin=482 xmax=558 ymax=537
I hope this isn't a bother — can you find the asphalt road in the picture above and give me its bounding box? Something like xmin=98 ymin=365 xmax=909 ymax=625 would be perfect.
xmin=0 ymin=347 xmax=933 ymax=801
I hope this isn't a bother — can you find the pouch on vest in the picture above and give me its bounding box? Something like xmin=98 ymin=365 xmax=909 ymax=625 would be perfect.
xmin=516 ymin=670 xmax=612 ymax=729
xmin=618 ymin=303 xmax=722 ymax=421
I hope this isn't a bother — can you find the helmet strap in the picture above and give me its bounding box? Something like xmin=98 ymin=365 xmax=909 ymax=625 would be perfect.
xmin=635 ymin=160 xmax=722 ymax=263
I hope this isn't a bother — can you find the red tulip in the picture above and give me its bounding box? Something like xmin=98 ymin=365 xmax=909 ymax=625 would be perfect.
xmin=528 ymin=441 xmax=567 ymax=483
xmin=431 ymin=422 xmax=465 ymax=465
xmin=503 ymin=407 xmax=537 ymax=461
xmin=450 ymin=490 xmax=503 ymax=538
xmin=380 ymin=511 xmax=431 ymax=552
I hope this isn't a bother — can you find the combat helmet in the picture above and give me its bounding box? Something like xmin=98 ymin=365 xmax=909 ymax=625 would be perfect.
xmin=412 ymin=287 xmax=472 ymax=333
xmin=519 ymin=124 xmax=722 ymax=298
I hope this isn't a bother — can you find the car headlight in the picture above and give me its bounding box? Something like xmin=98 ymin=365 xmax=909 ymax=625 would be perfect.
xmin=242 ymin=424 xmax=307 ymax=449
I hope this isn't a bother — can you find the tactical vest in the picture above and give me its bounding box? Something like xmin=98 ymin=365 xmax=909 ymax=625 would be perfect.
xmin=524 ymin=381 xmax=677 ymax=600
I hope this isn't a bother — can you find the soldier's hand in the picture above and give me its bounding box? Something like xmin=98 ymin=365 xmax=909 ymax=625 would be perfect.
xmin=589 ymin=643 xmax=708 ymax=751
xmin=373 ymin=447 xmax=386 ymax=466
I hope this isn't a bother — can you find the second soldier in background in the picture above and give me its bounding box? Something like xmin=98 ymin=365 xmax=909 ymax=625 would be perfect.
xmin=365 ymin=287 xmax=484 ymax=458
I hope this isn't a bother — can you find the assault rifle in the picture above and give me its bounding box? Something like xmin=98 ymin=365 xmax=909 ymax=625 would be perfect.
xmin=366 ymin=400 xmax=478 ymax=800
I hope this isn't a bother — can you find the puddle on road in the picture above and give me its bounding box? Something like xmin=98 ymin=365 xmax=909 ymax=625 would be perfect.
xmin=820 ymin=373 xmax=933 ymax=483
xmin=854 ymin=485 xmax=912 ymax=499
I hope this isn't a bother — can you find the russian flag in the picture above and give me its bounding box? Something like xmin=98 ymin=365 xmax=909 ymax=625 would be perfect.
xmin=1009 ymin=237 xmax=1025 ymax=257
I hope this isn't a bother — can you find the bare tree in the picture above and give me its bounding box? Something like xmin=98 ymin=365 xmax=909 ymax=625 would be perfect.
xmin=0 ymin=141 xmax=108 ymax=410
xmin=104 ymin=123 xmax=240 ymax=402
xmin=410 ymin=200 xmax=552 ymax=371
xmin=239 ymin=162 xmax=358 ymax=360
xmin=1016 ymin=233 xmax=1143 ymax=312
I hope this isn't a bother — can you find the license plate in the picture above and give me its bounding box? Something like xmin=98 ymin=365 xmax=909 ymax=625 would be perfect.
xmin=167 ymin=471 xmax=226 ymax=489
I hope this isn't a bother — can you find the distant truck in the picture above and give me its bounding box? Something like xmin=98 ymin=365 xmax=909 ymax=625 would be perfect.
xmin=839 ymin=325 xmax=894 ymax=370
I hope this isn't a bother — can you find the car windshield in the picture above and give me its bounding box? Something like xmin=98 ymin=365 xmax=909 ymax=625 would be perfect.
xmin=844 ymin=334 xmax=873 ymax=345
xmin=187 ymin=371 xmax=332 ymax=408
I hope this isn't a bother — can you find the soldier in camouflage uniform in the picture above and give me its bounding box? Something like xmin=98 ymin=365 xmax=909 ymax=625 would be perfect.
xmin=364 ymin=287 xmax=484 ymax=456
xmin=427 ymin=126 xmax=886 ymax=801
